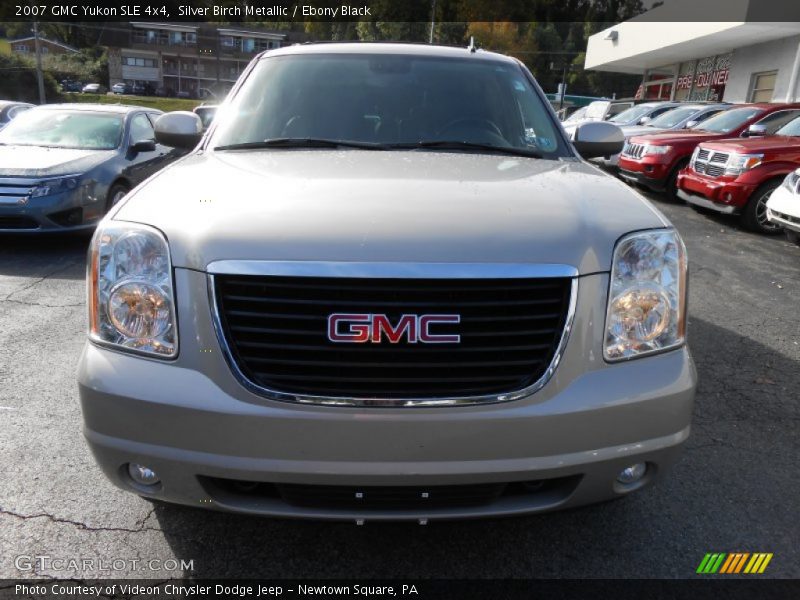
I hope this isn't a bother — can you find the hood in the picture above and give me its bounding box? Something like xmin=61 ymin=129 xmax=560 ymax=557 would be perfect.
xmin=628 ymin=129 xmax=722 ymax=145
xmin=0 ymin=145 xmax=114 ymax=177
xmin=620 ymin=125 xmax=668 ymax=139
xmin=701 ymin=135 xmax=800 ymax=154
xmin=113 ymin=150 xmax=668 ymax=274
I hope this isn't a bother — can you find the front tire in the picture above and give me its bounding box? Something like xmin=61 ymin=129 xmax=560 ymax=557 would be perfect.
xmin=786 ymin=230 xmax=800 ymax=246
xmin=106 ymin=183 xmax=130 ymax=212
xmin=742 ymin=181 xmax=782 ymax=234
xmin=666 ymin=159 xmax=690 ymax=202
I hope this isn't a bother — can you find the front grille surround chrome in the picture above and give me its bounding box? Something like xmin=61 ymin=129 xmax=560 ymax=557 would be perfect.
xmin=207 ymin=261 xmax=579 ymax=408
xmin=692 ymin=149 xmax=730 ymax=178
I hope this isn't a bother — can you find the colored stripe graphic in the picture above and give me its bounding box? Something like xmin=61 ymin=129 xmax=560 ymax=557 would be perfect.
xmin=702 ymin=552 xmax=772 ymax=575
xmin=697 ymin=553 xmax=727 ymax=574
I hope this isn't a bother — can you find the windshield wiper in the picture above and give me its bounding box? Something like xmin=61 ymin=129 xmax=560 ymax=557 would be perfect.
xmin=384 ymin=140 xmax=542 ymax=158
xmin=213 ymin=138 xmax=387 ymax=151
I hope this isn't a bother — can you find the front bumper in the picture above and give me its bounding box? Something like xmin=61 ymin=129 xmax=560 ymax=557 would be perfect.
xmin=78 ymin=269 xmax=697 ymax=521
xmin=617 ymin=158 xmax=671 ymax=191
xmin=676 ymin=170 xmax=755 ymax=213
xmin=0 ymin=185 xmax=106 ymax=232
xmin=766 ymin=185 xmax=800 ymax=233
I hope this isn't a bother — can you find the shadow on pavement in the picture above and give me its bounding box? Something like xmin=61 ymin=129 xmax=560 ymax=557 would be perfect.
xmin=0 ymin=232 xmax=91 ymax=279
xmin=150 ymin=316 xmax=799 ymax=578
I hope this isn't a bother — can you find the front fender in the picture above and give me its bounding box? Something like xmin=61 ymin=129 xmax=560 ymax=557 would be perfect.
xmin=736 ymin=162 xmax=799 ymax=187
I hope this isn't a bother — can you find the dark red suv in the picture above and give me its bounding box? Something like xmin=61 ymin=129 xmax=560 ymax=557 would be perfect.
xmin=617 ymin=104 xmax=800 ymax=199
xmin=677 ymin=114 xmax=800 ymax=233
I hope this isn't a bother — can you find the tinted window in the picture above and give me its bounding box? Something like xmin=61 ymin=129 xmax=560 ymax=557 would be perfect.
xmin=775 ymin=116 xmax=800 ymax=136
xmin=211 ymin=54 xmax=566 ymax=157
xmin=647 ymin=106 xmax=698 ymax=128
xmin=695 ymin=107 xmax=762 ymax=133
xmin=609 ymin=104 xmax=654 ymax=123
xmin=754 ymin=110 xmax=800 ymax=134
xmin=606 ymin=103 xmax=633 ymax=118
xmin=0 ymin=110 xmax=123 ymax=150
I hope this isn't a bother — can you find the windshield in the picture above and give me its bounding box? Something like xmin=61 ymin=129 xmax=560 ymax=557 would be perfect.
xmin=0 ymin=109 xmax=123 ymax=150
xmin=775 ymin=116 xmax=800 ymax=136
xmin=647 ymin=106 xmax=699 ymax=129
xmin=695 ymin=107 xmax=761 ymax=134
xmin=210 ymin=53 xmax=567 ymax=158
xmin=609 ymin=105 xmax=655 ymax=124
xmin=563 ymin=107 xmax=587 ymax=122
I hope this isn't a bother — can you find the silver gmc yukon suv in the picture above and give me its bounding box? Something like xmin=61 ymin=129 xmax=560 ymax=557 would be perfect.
xmin=78 ymin=44 xmax=696 ymax=521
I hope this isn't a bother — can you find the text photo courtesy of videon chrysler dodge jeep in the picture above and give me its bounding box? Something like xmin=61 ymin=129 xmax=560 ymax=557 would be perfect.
xmin=0 ymin=0 xmax=798 ymax=597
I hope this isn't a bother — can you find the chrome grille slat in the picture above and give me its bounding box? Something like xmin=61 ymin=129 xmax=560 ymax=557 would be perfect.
xmin=213 ymin=274 xmax=573 ymax=401
xmin=692 ymin=148 xmax=729 ymax=179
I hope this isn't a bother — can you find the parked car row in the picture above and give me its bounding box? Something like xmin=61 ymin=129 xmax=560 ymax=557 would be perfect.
xmin=585 ymin=98 xmax=800 ymax=244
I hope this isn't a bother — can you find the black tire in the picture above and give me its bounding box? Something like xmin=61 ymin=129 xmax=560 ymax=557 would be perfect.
xmin=106 ymin=182 xmax=130 ymax=212
xmin=786 ymin=230 xmax=800 ymax=246
xmin=665 ymin=159 xmax=690 ymax=202
xmin=742 ymin=180 xmax=783 ymax=234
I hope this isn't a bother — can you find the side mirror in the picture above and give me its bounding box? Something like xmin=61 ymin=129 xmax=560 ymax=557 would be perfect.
xmin=685 ymin=120 xmax=699 ymax=129
xmin=744 ymin=123 xmax=767 ymax=137
xmin=154 ymin=111 xmax=203 ymax=149
xmin=571 ymin=121 xmax=625 ymax=159
xmin=638 ymin=116 xmax=651 ymax=125
xmin=131 ymin=139 xmax=156 ymax=153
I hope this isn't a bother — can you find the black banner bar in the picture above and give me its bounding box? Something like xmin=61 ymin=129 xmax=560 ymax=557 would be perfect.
xmin=2 ymin=580 xmax=800 ymax=600
xmin=2 ymin=0 xmax=800 ymax=23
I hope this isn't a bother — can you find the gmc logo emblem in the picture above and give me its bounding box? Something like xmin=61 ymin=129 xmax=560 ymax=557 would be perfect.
xmin=327 ymin=313 xmax=461 ymax=344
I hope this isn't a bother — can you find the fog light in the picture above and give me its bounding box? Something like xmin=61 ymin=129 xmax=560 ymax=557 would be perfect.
xmin=616 ymin=463 xmax=647 ymax=485
xmin=128 ymin=463 xmax=160 ymax=486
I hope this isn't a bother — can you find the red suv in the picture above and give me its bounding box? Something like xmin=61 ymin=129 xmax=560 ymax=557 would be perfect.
xmin=617 ymin=104 xmax=800 ymax=199
xmin=677 ymin=114 xmax=800 ymax=233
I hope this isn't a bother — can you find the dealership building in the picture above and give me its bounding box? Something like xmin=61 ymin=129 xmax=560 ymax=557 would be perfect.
xmin=584 ymin=0 xmax=800 ymax=103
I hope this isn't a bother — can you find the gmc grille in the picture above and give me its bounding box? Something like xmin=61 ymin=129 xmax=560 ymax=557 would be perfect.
xmin=213 ymin=275 xmax=572 ymax=402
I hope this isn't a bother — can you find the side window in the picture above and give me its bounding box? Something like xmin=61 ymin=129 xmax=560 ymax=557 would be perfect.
xmin=607 ymin=103 xmax=632 ymax=117
xmin=692 ymin=109 xmax=723 ymax=124
xmin=649 ymin=106 xmax=674 ymax=119
xmin=129 ymin=113 xmax=155 ymax=143
xmin=754 ymin=110 xmax=800 ymax=134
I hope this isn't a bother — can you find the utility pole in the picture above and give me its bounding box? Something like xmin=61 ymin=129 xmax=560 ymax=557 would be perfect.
xmin=33 ymin=20 xmax=46 ymax=104
xmin=428 ymin=0 xmax=437 ymax=44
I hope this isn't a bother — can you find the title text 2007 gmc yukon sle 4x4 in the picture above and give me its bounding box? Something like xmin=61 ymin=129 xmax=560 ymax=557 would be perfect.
xmin=677 ymin=115 xmax=800 ymax=233
xmin=617 ymin=104 xmax=800 ymax=200
xmin=78 ymin=44 xmax=696 ymax=522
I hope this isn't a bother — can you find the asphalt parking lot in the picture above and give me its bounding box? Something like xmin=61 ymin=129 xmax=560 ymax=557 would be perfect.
xmin=0 ymin=192 xmax=798 ymax=580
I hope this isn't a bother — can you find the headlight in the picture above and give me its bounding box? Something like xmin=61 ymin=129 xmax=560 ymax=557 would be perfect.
xmin=782 ymin=170 xmax=800 ymax=194
xmin=605 ymin=229 xmax=687 ymax=361
xmin=29 ymin=175 xmax=81 ymax=198
xmin=88 ymin=222 xmax=177 ymax=358
xmin=643 ymin=145 xmax=672 ymax=155
xmin=725 ymin=153 xmax=763 ymax=175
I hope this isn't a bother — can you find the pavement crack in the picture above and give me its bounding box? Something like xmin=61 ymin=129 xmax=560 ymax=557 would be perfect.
xmin=2 ymin=261 xmax=83 ymax=303
xmin=1 ymin=298 xmax=84 ymax=308
xmin=0 ymin=506 xmax=162 ymax=534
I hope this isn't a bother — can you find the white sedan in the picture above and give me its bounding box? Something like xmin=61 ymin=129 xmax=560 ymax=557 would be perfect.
xmin=766 ymin=169 xmax=800 ymax=245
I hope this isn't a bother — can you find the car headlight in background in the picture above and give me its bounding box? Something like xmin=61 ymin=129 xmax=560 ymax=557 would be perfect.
xmin=29 ymin=175 xmax=81 ymax=198
xmin=725 ymin=153 xmax=763 ymax=175
xmin=642 ymin=145 xmax=672 ymax=156
xmin=88 ymin=222 xmax=177 ymax=358
xmin=605 ymin=229 xmax=687 ymax=361
xmin=781 ymin=169 xmax=800 ymax=194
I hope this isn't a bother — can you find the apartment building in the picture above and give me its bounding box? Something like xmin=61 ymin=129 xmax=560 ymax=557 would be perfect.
xmin=102 ymin=22 xmax=304 ymax=98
